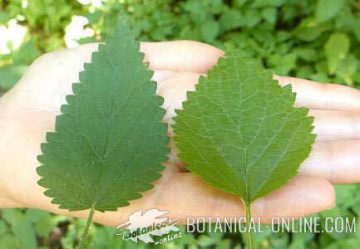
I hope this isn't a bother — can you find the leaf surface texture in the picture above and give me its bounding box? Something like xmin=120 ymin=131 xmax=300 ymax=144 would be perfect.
xmin=173 ymin=50 xmax=315 ymax=203
xmin=37 ymin=23 xmax=169 ymax=211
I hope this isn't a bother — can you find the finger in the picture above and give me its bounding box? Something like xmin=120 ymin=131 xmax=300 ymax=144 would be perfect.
xmin=251 ymin=176 xmax=334 ymax=223
xmin=300 ymin=140 xmax=360 ymax=184
xmin=8 ymin=48 xmax=177 ymax=115
xmin=48 ymin=174 xmax=333 ymax=226
xmin=140 ymin=41 xmax=223 ymax=73
xmin=310 ymin=110 xmax=360 ymax=142
xmin=68 ymin=41 xmax=223 ymax=73
xmin=20 ymin=43 xmax=360 ymax=115
xmin=152 ymin=70 xmax=176 ymax=85
xmin=275 ymin=76 xmax=360 ymax=111
xmin=157 ymin=71 xmax=199 ymax=125
xmin=164 ymin=175 xmax=334 ymax=224
xmin=168 ymin=130 xmax=360 ymax=184
xmin=157 ymin=72 xmax=360 ymax=129
xmin=156 ymin=73 xmax=360 ymax=175
xmin=16 ymin=42 xmax=360 ymax=113
xmin=141 ymin=43 xmax=360 ymax=112
xmin=156 ymin=72 xmax=199 ymax=170
xmin=35 ymin=41 xmax=223 ymax=75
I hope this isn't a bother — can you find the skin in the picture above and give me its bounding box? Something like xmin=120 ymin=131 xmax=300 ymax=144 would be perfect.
xmin=1 ymin=41 xmax=360 ymax=226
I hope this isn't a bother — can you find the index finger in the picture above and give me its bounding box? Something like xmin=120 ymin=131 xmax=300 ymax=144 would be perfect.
xmin=141 ymin=41 xmax=360 ymax=111
xmin=140 ymin=41 xmax=223 ymax=73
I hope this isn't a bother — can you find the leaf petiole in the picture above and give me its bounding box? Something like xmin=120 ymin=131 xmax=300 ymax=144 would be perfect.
xmin=78 ymin=203 xmax=96 ymax=249
xmin=245 ymin=202 xmax=254 ymax=249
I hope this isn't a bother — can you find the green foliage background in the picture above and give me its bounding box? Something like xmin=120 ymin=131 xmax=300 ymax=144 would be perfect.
xmin=0 ymin=0 xmax=360 ymax=248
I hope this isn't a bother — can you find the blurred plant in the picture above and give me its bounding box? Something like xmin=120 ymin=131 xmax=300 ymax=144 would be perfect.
xmin=1 ymin=188 xmax=359 ymax=249
xmin=1 ymin=0 xmax=360 ymax=90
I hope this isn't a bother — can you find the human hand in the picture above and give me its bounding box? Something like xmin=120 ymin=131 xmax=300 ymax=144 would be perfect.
xmin=0 ymin=41 xmax=359 ymax=226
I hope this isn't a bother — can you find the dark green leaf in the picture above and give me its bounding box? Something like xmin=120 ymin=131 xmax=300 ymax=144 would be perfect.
xmin=37 ymin=22 xmax=169 ymax=212
xmin=316 ymin=0 xmax=346 ymax=23
xmin=0 ymin=65 xmax=27 ymax=90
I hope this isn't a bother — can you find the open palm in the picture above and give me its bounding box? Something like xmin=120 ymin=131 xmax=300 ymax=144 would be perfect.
xmin=1 ymin=41 xmax=360 ymax=226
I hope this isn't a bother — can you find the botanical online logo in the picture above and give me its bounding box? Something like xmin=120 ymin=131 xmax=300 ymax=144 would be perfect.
xmin=116 ymin=209 xmax=182 ymax=245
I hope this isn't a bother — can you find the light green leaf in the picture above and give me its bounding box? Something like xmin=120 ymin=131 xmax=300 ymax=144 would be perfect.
xmin=12 ymin=40 xmax=40 ymax=65
xmin=0 ymin=65 xmax=27 ymax=91
xmin=173 ymin=50 xmax=315 ymax=204
xmin=201 ymin=19 xmax=219 ymax=43
xmin=253 ymin=0 xmax=285 ymax=7
xmin=267 ymin=53 xmax=297 ymax=75
xmin=353 ymin=19 xmax=360 ymax=42
xmin=2 ymin=210 xmax=37 ymax=249
xmin=325 ymin=33 xmax=350 ymax=75
xmin=219 ymin=9 xmax=244 ymax=32
xmin=37 ymin=22 xmax=169 ymax=212
xmin=261 ymin=8 xmax=277 ymax=25
xmin=316 ymin=0 xmax=346 ymax=23
xmin=11 ymin=218 xmax=37 ymax=249
xmin=90 ymin=227 xmax=145 ymax=249
xmin=244 ymin=9 xmax=261 ymax=28
xmin=25 ymin=209 xmax=56 ymax=237
xmin=295 ymin=48 xmax=318 ymax=62
xmin=0 ymin=234 xmax=19 ymax=249
xmin=294 ymin=18 xmax=328 ymax=42
xmin=0 ymin=220 xmax=7 ymax=237
xmin=336 ymin=55 xmax=358 ymax=85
